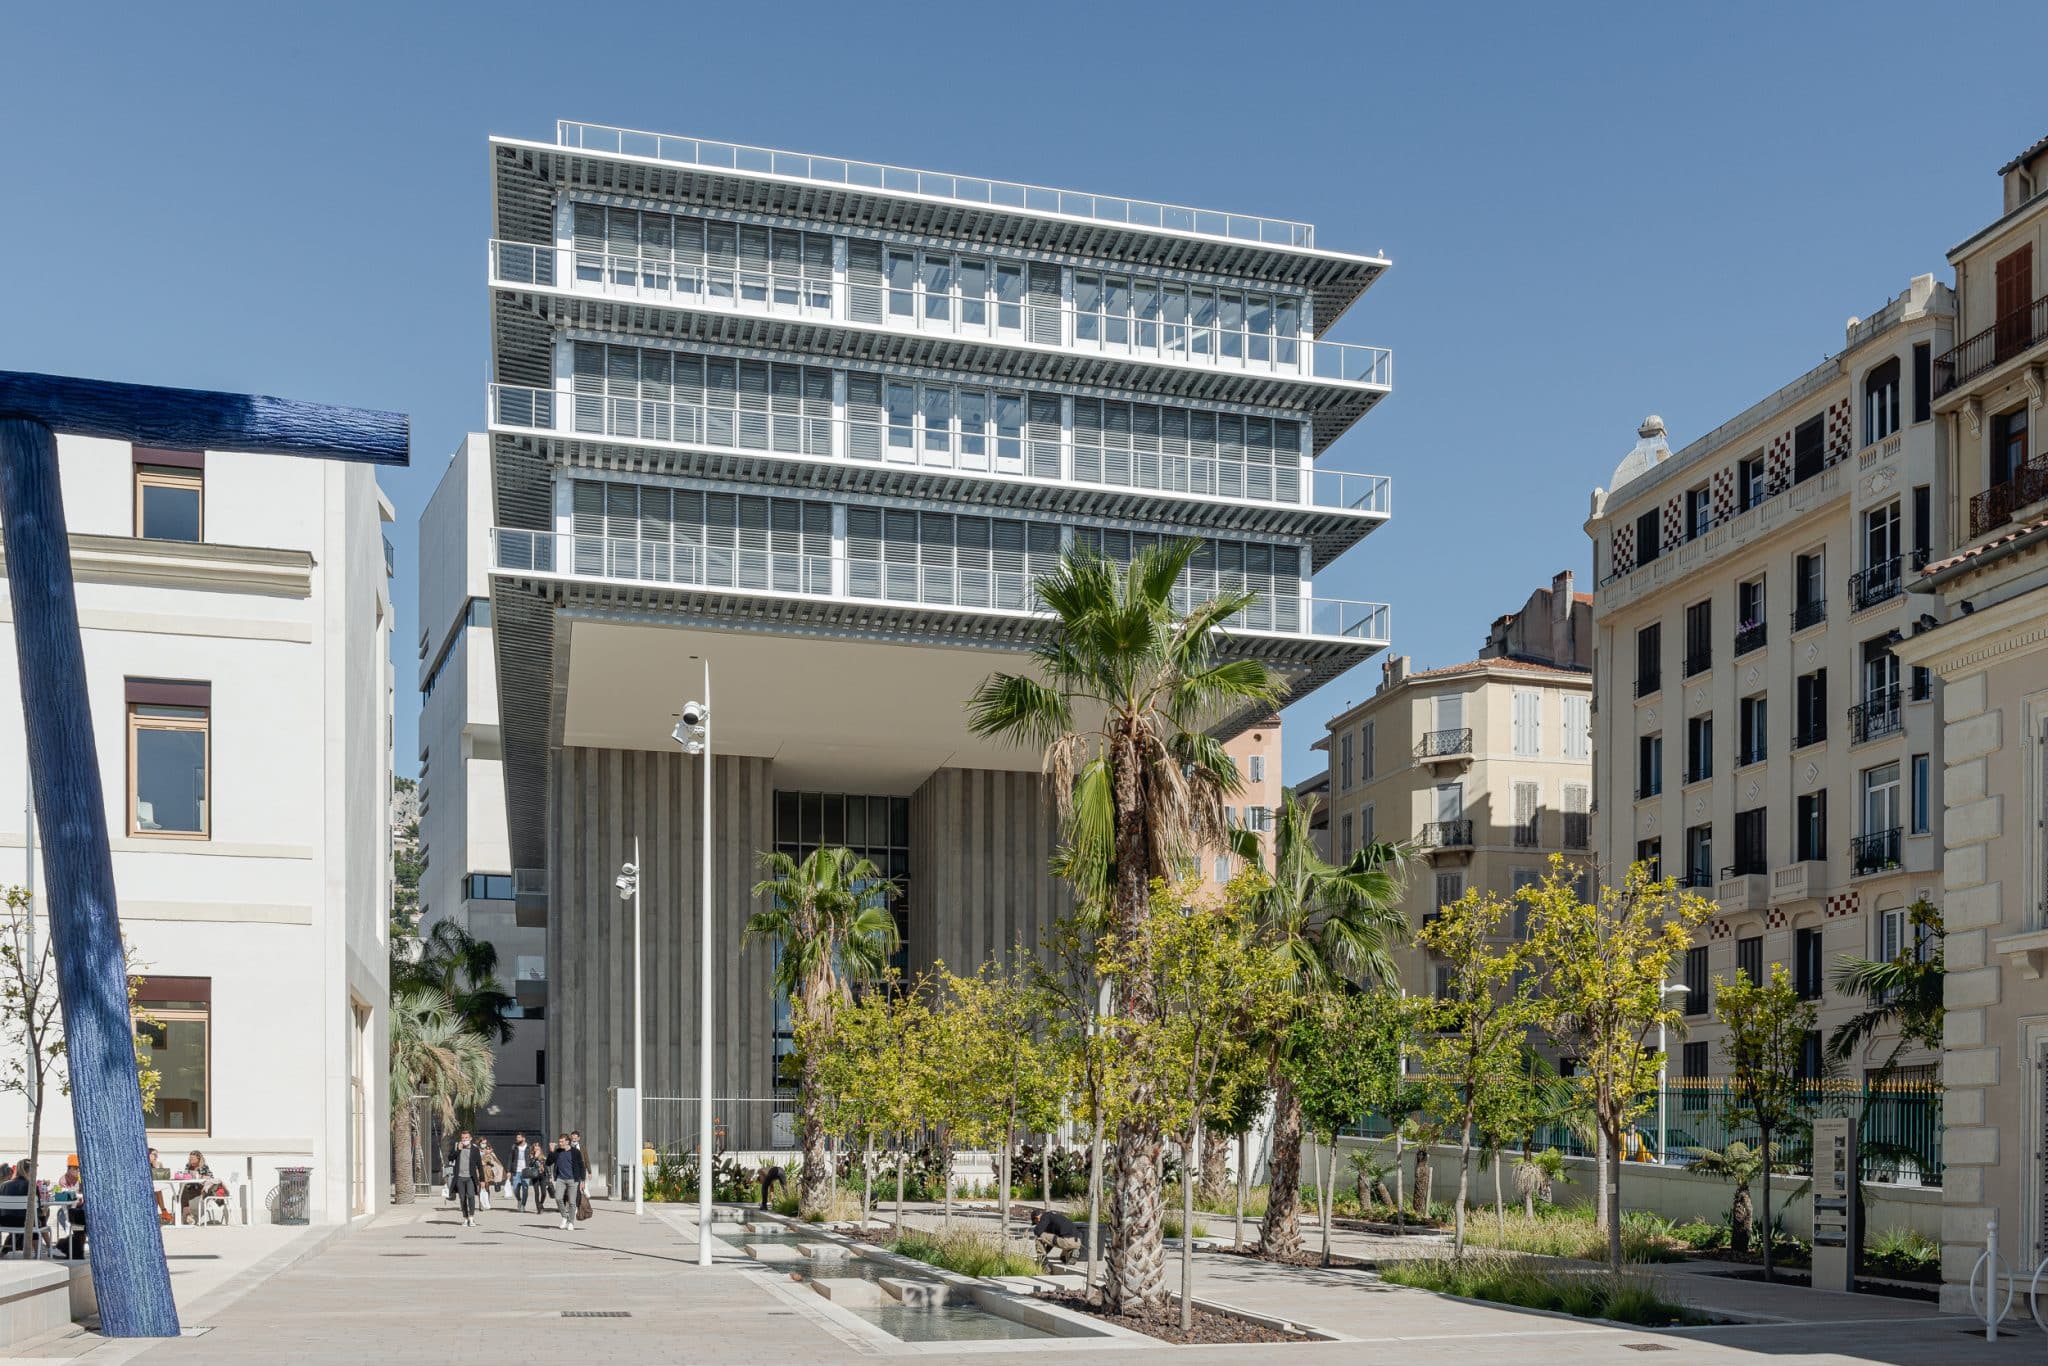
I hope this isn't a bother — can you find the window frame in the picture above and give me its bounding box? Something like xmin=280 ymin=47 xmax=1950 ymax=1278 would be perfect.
xmin=127 ymin=691 xmax=211 ymax=841
xmin=132 ymin=976 xmax=212 ymax=1138
xmin=133 ymin=464 xmax=205 ymax=543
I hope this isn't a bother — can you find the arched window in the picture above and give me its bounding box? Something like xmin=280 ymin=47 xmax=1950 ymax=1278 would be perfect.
xmin=1864 ymin=357 xmax=1901 ymax=445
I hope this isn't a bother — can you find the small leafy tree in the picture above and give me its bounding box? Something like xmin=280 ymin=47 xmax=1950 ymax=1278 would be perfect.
xmin=1716 ymin=963 xmax=1816 ymax=1282
xmin=1828 ymin=898 xmax=1943 ymax=1079
xmin=930 ymin=960 xmax=1062 ymax=1245
xmin=1525 ymin=857 xmax=1713 ymax=1270
xmin=1414 ymin=889 xmax=1540 ymax=1259
xmin=1687 ymin=1140 xmax=1790 ymax=1255
xmin=803 ymin=970 xmax=932 ymax=1228
xmin=1283 ymin=987 xmax=1414 ymax=1266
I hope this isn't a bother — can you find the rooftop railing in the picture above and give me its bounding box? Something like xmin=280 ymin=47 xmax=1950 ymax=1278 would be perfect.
xmin=1933 ymin=292 xmax=2048 ymax=397
xmin=554 ymin=122 xmax=1321 ymax=249
xmin=487 ymin=384 xmax=1390 ymax=516
xmin=489 ymin=241 xmax=1392 ymax=387
xmin=489 ymin=528 xmax=1390 ymax=645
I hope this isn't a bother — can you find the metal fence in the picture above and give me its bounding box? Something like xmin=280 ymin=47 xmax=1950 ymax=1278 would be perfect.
xmin=1346 ymin=1077 xmax=1942 ymax=1187
xmin=637 ymin=1096 xmax=800 ymax=1158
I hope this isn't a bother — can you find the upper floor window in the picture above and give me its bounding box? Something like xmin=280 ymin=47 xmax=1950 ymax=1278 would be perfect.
xmin=1361 ymin=721 xmax=1377 ymax=780
xmin=1071 ymin=399 xmax=1301 ymax=502
xmin=1634 ymin=507 xmax=1662 ymax=565
xmin=127 ymin=679 xmax=210 ymax=839
xmin=134 ymin=451 xmax=203 ymax=543
xmin=1248 ymin=754 xmax=1266 ymax=784
xmin=1738 ymin=453 xmax=1767 ymax=511
xmin=1339 ymin=813 xmax=1353 ymax=860
xmin=465 ymin=873 xmax=515 ymax=901
xmin=1511 ymin=689 xmax=1542 ymax=756
xmin=574 ymin=203 xmax=833 ymax=309
xmin=1911 ymin=343 xmax=1932 ymax=424
xmin=1635 ymin=622 xmax=1662 ymax=696
xmin=133 ymin=976 xmax=210 ymax=1134
xmin=1359 ymin=803 xmax=1374 ymax=846
xmin=1072 ymin=272 xmax=1302 ymax=366
xmin=1792 ymin=415 xmax=1826 ymax=484
xmin=1562 ymin=695 xmax=1590 ymax=760
xmin=1864 ymin=358 xmax=1901 ymax=445
xmin=1685 ymin=484 xmax=1712 ymax=540
xmin=1339 ymin=733 xmax=1353 ymax=789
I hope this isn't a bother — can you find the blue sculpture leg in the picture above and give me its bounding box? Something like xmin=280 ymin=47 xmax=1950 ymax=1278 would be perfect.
xmin=0 ymin=418 xmax=177 ymax=1336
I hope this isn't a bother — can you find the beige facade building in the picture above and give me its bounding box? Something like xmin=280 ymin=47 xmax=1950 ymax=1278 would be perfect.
xmin=1196 ymin=718 xmax=1284 ymax=895
xmin=1895 ymin=134 xmax=2048 ymax=1309
xmin=1318 ymin=576 xmax=1592 ymax=996
xmin=1585 ymin=277 xmax=1954 ymax=1087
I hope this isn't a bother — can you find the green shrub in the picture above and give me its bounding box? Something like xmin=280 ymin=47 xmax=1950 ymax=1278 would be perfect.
xmin=888 ymin=1229 xmax=1040 ymax=1279
xmin=1864 ymin=1226 xmax=1938 ymax=1277
xmin=1161 ymin=1210 xmax=1208 ymax=1240
xmin=1457 ymin=1206 xmax=1691 ymax=1263
xmin=1379 ymin=1253 xmax=1699 ymax=1326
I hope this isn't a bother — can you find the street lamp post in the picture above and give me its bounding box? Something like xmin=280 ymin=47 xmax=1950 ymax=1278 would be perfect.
xmin=674 ymin=661 xmax=713 ymax=1266
xmin=615 ymin=841 xmax=642 ymax=1216
xmin=1657 ymin=981 xmax=1690 ymax=1164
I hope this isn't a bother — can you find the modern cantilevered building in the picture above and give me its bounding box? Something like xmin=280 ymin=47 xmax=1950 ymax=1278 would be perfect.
xmin=484 ymin=123 xmax=1395 ymax=1164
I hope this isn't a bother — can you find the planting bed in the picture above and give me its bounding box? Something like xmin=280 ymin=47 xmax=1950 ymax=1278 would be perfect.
xmin=1042 ymin=1292 xmax=1316 ymax=1345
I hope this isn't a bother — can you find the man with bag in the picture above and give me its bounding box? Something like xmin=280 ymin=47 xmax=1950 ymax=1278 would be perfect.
xmin=550 ymin=1134 xmax=588 ymax=1232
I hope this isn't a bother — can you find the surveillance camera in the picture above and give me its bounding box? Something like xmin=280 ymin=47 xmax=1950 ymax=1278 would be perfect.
xmin=680 ymin=701 xmax=707 ymax=728
xmin=620 ymin=862 xmax=637 ymax=878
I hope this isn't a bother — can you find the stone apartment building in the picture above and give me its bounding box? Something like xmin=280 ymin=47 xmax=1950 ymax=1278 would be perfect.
xmin=1318 ymin=574 xmax=1592 ymax=997
xmin=1585 ymin=276 xmax=1954 ymax=1088
xmin=1894 ymin=133 xmax=2048 ymax=1309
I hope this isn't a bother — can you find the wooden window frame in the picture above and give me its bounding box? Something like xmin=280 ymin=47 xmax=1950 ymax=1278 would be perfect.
xmin=133 ymin=462 xmax=205 ymax=542
xmin=127 ymin=699 xmax=211 ymax=841
xmin=132 ymin=977 xmax=212 ymax=1139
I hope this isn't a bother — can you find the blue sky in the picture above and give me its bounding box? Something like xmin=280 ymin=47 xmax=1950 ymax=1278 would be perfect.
xmin=4 ymin=1 xmax=2044 ymax=786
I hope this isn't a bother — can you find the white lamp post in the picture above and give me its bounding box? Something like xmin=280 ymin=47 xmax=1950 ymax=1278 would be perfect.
xmin=1657 ymin=981 xmax=1690 ymax=1164
xmin=674 ymin=660 xmax=713 ymax=1265
xmin=615 ymin=841 xmax=642 ymax=1215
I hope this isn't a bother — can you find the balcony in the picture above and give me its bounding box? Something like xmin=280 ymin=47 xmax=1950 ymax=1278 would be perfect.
xmin=1682 ymin=762 xmax=1712 ymax=786
xmin=1851 ymin=827 xmax=1903 ymax=877
xmin=1734 ymin=621 xmax=1767 ymax=657
xmin=489 ymin=528 xmax=1391 ymax=645
xmin=514 ymin=867 xmax=547 ymax=929
xmin=1933 ymin=292 xmax=2048 ymax=397
xmin=1562 ymin=812 xmax=1590 ymax=850
xmin=1849 ymin=689 xmax=1903 ymax=745
xmin=1793 ymin=721 xmax=1827 ymax=749
xmin=555 ymin=121 xmax=1321 ymax=249
xmin=1422 ymin=819 xmax=1474 ymax=850
xmin=1683 ymin=648 xmax=1712 ymax=678
xmin=1968 ymin=455 xmax=2048 ymax=540
xmin=1736 ymin=742 xmax=1767 ymax=768
xmin=1636 ymin=777 xmax=1663 ymax=801
xmin=1792 ymin=598 xmax=1826 ymax=632
xmin=1849 ymin=558 xmax=1904 ymax=614
xmin=1771 ymin=860 xmax=1829 ymax=906
xmin=1414 ymin=728 xmax=1473 ymax=762
xmin=1679 ymin=869 xmax=1715 ymax=890
xmin=1635 ymin=670 xmax=1661 ymax=699
xmin=488 ymin=241 xmax=1393 ymax=392
xmin=1717 ymin=869 xmax=1769 ymax=914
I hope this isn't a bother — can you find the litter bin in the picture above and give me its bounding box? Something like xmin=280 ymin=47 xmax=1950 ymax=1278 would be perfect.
xmin=275 ymin=1166 xmax=313 ymax=1225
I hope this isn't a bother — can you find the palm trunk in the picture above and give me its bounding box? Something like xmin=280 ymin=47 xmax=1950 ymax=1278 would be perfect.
xmin=392 ymin=1095 xmax=416 ymax=1205
xmin=1257 ymin=1073 xmax=1304 ymax=1259
xmin=1522 ymin=1138 xmax=1535 ymax=1219
xmin=1199 ymin=1126 xmax=1228 ymax=1208
xmin=799 ymin=1069 xmax=830 ymax=1218
xmin=1731 ymin=1185 xmax=1752 ymax=1255
xmin=1234 ymin=1129 xmax=1248 ymax=1250
xmin=1412 ymin=1144 xmax=1432 ymax=1218
xmin=1102 ymin=724 xmax=1167 ymax=1314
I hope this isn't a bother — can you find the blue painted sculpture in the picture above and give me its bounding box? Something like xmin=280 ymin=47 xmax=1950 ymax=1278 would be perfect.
xmin=0 ymin=371 xmax=406 ymax=1337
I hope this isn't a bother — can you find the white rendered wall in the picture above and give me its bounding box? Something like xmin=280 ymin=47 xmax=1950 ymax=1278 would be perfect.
xmin=0 ymin=434 xmax=391 ymax=1224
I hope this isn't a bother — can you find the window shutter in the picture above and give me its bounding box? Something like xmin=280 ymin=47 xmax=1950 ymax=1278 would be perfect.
xmin=847 ymin=507 xmax=882 ymax=599
xmin=1028 ymin=264 xmax=1061 ymax=344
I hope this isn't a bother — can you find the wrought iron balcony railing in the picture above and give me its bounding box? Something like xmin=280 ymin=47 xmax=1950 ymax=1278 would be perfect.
xmin=1793 ymin=722 xmax=1827 ymax=749
xmin=1849 ymin=688 xmax=1903 ymax=745
xmin=1635 ymin=777 xmax=1663 ymax=800
xmin=1968 ymin=455 xmax=2048 ymax=540
xmin=1422 ymin=819 xmax=1474 ymax=849
xmin=1933 ymin=292 xmax=2048 ymax=397
xmin=1737 ymin=742 xmax=1767 ymax=768
xmin=1635 ymin=669 xmax=1661 ymax=698
xmin=1679 ymin=868 xmax=1715 ymax=890
xmin=1851 ymin=827 xmax=1903 ymax=876
xmin=1414 ymin=728 xmax=1473 ymax=759
xmin=1849 ymin=558 xmax=1904 ymax=613
xmin=1793 ymin=597 xmax=1827 ymax=631
xmin=1684 ymin=647 xmax=1712 ymax=678
xmin=1733 ymin=621 xmax=1767 ymax=656
xmin=1683 ymin=762 xmax=1712 ymax=785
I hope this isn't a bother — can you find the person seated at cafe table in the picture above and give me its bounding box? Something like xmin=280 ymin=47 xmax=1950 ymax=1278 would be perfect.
xmin=177 ymin=1151 xmax=213 ymax=1225
xmin=57 ymin=1158 xmax=80 ymax=1197
xmin=147 ymin=1149 xmax=172 ymax=1222
xmin=0 ymin=1161 xmax=37 ymax=1256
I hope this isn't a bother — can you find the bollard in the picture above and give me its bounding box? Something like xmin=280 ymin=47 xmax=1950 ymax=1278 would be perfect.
xmin=1989 ymin=1214 xmax=1999 ymax=1342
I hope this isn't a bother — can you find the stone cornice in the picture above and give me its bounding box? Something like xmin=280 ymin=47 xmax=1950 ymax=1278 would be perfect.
xmin=0 ymin=533 xmax=314 ymax=598
xmin=1895 ymin=582 xmax=2048 ymax=675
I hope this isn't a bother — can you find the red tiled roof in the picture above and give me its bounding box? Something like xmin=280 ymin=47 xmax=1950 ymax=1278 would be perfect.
xmin=1921 ymin=513 xmax=2048 ymax=576
xmin=1407 ymin=657 xmax=1589 ymax=682
xmin=1573 ymin=592 xmax=1594 ymax=605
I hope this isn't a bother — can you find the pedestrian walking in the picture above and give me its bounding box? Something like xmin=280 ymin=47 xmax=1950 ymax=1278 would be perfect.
xmin=551 ymin=1134 xmax=587 ymax=1231
xmin=449 ymin=1131 xmax=481 ymax=1227
xmin=477 ymin=1140 xmax=501 ymax=1211
xmin=526 ymin=1142 xmax=550 ymax=1212
xmin=569 ymin=1130 xmax=588 ymax=1215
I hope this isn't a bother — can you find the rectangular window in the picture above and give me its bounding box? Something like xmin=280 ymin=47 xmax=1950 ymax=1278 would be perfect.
xmin=1795 ymin=550 xmax=1826 ymax=628
xmin=1635 ymin=507 xmax=1662 ymax=565
xmin=1799 ymin=1029 xmax=1824 ymax=1080
xmin=1735 ymin=577 xmax=1766 ymax=653
xmin=127 ymin=679 xmax=210 ymax=838
xmin=1339 ymin=814 xmax=1354 ymax=861
xmin=1682 ymin=1039 xmax=1709 ymax=1078
xmin=1879 ymin=905 xmax=1906 ymax=963
xmin=133 ymin=976 xmax=210 ymax=1134
xmin=1638 ymin=733 xmax=1663 ymax=799
xmin=1562 ymin=694 xmax=1591 ymax=760
xmin=1361 ymin=721 xmax=1376 ymax=781
xmin=1793 ymin=415 xmax=1825 ymax=483
xmin=1686 ymin=484 xmax=1712 ymax=540
xmin=1636 ymin=622 xmax=1662 ymax=696
xmin=1795 ymin=927 xmax=1823 ymax=1000
xmin=1739 ymin=453 xmax=1766 ymax=510
xmin=1733 ymin=807 xmax=1768 ymax=875
xmin=1686 ymin=714 xmax=1713 ymax=784
xmin=1911 ymin=753 xmax=1931 ymax=834
xmin=1339 ymin=733 xmax=1353 ymax=790
xmin=1683 ymin=946 xmax=1710 ymax=1017
xmin=1512 ymin=689 xmax=1541 ymax=756
xmin=1513 ymin=780 xmax=1540 ymax=847
xmin=1563 ymin=784 xmax=1589 ymax=849
xmin=1435 ymin=871 xmax=1464 ymax=907
xmin=1680 ymin=1038 xmax=1710 ymax=1110
xmin=1684 ymin=600 xmax=1712 ymax=676
xmin=464 ymin=873 xmax=515 ymax=900
xmin=1863 ymin=358 xmax=1901 ymax=445
xmin=1636 ymin=837 xmax=1662 ymax=880
xmin=1911 ymin=342 xmax=1932 ymax=424
xmin=1214 ymin=856 xmax=1230 ymax=883
xmin=133 ymin=451 xmax=204 ymax=543
xmin=1912 ymin=484 xmax=1932 ymax=563
xmin=1797 ymin=791 xmax=1827 ymax=862
xmin=1248 ymin=754 xmax=1265 ymax=784
xmin=1739 ymin=694 xmax=1767 ymax=766
xmin=1736 ymin=935 xmax=1764 ymax=985
xmin=1360 ymin=803 xmax=1375 ymax=847
xmin=1685 ymin=824 xmax=1713 ymax=888
xmin=1795 ymin=669 xmax=1828 ymax=748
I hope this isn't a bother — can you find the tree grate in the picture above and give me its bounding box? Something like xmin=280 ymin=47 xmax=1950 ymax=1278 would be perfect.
xmin=561 ymin=1310 xmax=633 ymax=1318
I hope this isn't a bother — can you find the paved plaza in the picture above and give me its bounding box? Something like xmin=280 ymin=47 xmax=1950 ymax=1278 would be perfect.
xmin=0 ymin=1199 xmax=2036 ymax=1365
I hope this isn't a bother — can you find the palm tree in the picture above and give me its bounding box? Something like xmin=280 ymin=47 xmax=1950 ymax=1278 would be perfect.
xmin=1687 ymin=1140 xmax=1789 ymax=1255
xmin=389 ymin=988 xmax=494 ymax=1204
xmin=1827 ymin=899 xmax=1943 ymax=1078
xmin=967 ymin=540 xmax=1277 ymax=1313
xmin=394 ymin=920 xmax=517 ymax=1046
xmin=1242 ymin=791 xmax=1408 ymax=1259
xmin=746 ymin=846 xmax=900 ymax=1217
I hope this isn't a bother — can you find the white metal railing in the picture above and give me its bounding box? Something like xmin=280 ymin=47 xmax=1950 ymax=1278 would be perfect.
xmin=486 ymin=384 xmax=1390 ymax=516
xmin=488 ymin=241 xmax=1392 ymax=387
xmin=554 ymin=122 xmax=1319 ymax=249
xmin=489 ymin=529 xmax=1389 ymax=644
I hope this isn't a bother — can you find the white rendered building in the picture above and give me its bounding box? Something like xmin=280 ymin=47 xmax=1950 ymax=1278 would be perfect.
xmin=485 ymin=124 xmax=1396 ymax=1171
xmin=416 ymin=434 xmax=544 ymax=1144
xmin=0 ymin=432 xmax=394 ymax=1224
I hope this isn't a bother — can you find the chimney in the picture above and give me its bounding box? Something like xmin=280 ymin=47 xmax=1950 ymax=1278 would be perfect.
xmin=1551 ymin=570 xmax=1573 ymax=622
xmin=1380 ymin=655 xmax=1410 ymax=692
